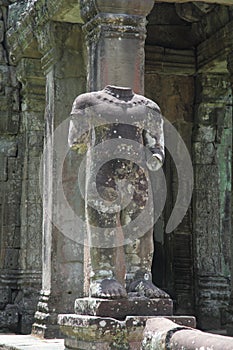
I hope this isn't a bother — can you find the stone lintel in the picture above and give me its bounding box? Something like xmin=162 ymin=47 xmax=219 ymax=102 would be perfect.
xmin=7 ymin=20 xmax=40 ymax=65
xmin=6 ymin=0 xmax=83 ymax=65
xmin=197 ymin=20 xmax=233 ymax=73
xmin=145 ymin=46 xmax=195 ymax=76
xmin=75 ymin=297 xmax=173 ymax=319
xmin=47 ymin=0 xmax=83 ymax=24
xmin=58 ymin=315 xmax=196 ymax=349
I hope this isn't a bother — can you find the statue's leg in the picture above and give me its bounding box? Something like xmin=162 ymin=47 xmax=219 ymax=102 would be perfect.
xmin=124 ymin=219 xmax=169 ymax=298
xmin=87 ymin=205 xmax=127 ymax=299
xmin=122 ymin=170 xmax=169 ymax=298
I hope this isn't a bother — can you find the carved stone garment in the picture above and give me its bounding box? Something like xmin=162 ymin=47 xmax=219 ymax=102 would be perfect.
xmin=69 ymin=85 xmax=164 ymax=164
xmin=68 ymin=85 xmax=164 ymax=283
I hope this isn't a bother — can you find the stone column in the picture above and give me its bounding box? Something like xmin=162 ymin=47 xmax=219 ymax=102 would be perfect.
xmin=193 ymin=73 xmax=232 ymax=330
xmin=15 ymin=58 xmax=45 ymax=334
xmin=226 ymin=52 xmax=233 ymax=335
xmin=31 ymin=21 xmax=86 ymax=338
xmin=80 ymin=0 xmax=155 ymax=94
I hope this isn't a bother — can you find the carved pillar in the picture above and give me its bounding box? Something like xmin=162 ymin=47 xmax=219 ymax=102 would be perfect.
xmin=15 ymin=58 xmax=45 ymax=334
xmin=193 ymin=73 xmax=232 ymax=330
xmin=80 ymin=0 xmax=155 ymax=93
xmin=32 ymin=21 xmax=86 ymax=338
xmin=226 ymin=52 xmax=233 ymax=335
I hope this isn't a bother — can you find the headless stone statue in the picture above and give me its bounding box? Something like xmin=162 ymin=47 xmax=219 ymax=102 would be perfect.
xmin=68 ymin=85 xmax=168 ymax=299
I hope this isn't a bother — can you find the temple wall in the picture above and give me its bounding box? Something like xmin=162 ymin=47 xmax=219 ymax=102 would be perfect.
xmin=0 ymin=4 xmax=22 ymax=332
xmin=145 ymin=73 xmax=195 ymax=315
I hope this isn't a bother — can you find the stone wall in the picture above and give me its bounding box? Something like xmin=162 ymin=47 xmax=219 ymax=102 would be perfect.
xmin=0 ymin=3 xmax=45 ymax=334
xmin=145 ymin=62 xmax=232 ymax=331
xmin=0 ymin=3 xmax=22 ymax=333
xmin=144 ymin=1 xmax=233 ymax=331
xmin=193 ymin=73 xmax=232 ymax=330
xmin=145 ymin=73 xmax=195 ymax=315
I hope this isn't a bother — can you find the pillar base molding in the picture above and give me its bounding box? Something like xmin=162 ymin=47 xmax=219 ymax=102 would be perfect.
xmin=31 ymin=290 xmax=61 ymax=339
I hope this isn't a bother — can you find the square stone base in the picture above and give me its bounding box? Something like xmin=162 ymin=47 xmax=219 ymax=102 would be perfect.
xmin=75 ymin=297 xmax=173 ymax=319
xmin=58 ymin=314 xmax=196 ymax=350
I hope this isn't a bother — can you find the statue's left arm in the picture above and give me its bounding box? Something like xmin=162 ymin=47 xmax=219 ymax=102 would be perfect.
xmin=143 ymin=104 xmax=165 ymax=171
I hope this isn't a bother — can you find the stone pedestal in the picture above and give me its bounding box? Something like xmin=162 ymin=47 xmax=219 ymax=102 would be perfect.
xmin=58 ymin=314 xmax=196 ymax=350
xmin=59 ymin=295 xmax=196 ymax=349
xmin=75 ymin=297 xmax=173 ymax=319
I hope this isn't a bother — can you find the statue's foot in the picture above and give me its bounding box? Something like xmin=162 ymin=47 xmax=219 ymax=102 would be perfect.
xmin=128 ymin=279 xmax=170 ymax=299
xmin=90 ymin=278 xmax=127 ymax=299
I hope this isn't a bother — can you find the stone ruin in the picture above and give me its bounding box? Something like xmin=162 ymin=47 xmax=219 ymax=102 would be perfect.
xmin=0 ymin=0 xmax=233 ymax=345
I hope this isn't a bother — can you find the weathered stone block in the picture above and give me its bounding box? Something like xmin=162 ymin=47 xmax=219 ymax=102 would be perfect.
xmin=9 ymin=66 xmax=18 ymax=88
xmin=0 ymin=65 xmax=9 ymax=89
xmin=28 ymin=131 xmax=44 ymax=149
xmin=0 ymin=45 xmax=6 ymax=64
xmin=0 ymin=140 xmax=17 ymax=157
xmin=0 ymin=154 xmax=7 ymax=181
xmin=27 ymin=157 xmax=41 ymax=179
xmin=194 ymin=165 xmax=218 ymax=190
xmin=59 ymin=315 xmax=196 ymax=350
xmin=192 ymin=125 xmax=216 ymax=143
xmin=3 ymin=248 xmax=20 ymax=269
xmin=7 ymin=113 xmax=20 ymax=134
xmin=58 ymin=238 xmax=83 ymax=263
xmin=195 ymin=104 xmax=227 ymax=126
xmin=7 ymin=158 xmax=22 ymax=180
xmin=27 ymin=203 xmax=42 ymax=227
xmin=55 ymin=261 xmax=84 ymax=302
xmin=195 ymin=74 xmax=231 ymax=104
xmin=0 ymin=113 xmax=20 ymax=135
xmin=27 ymin=180 xmax=42 ymax=203
xmin=193 ymin=141 xmax=216 ymax=164
xmin=145 ymin=74 xmax=194 ymax=124
xmin=0 ymin=287 xmax=11 ymax=310
xmin=59 ymin=315 xmax=148 ymax=348
xmin=2 ymin=225 xmax=20 ymax=248
xmin=0 ymin=304 xmax=19 ymax=330
xmin=0 ymin=20 xmax=4 ymax=43
xmin=11 ymin=89 xmax=20 ymax=112
xmin=24 ymin=112 xmax=44 ymax=131
xmin=3 ymin=201 xmax=20 ymax=226
xmin=20 ymin=312 xmax=36 ymax=335
xmin=75 ymin=297 xmax=173 ymax=319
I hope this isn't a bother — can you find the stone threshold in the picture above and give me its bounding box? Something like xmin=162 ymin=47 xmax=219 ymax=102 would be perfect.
xmin=0 ymin=335 xmax=64 ymax=350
